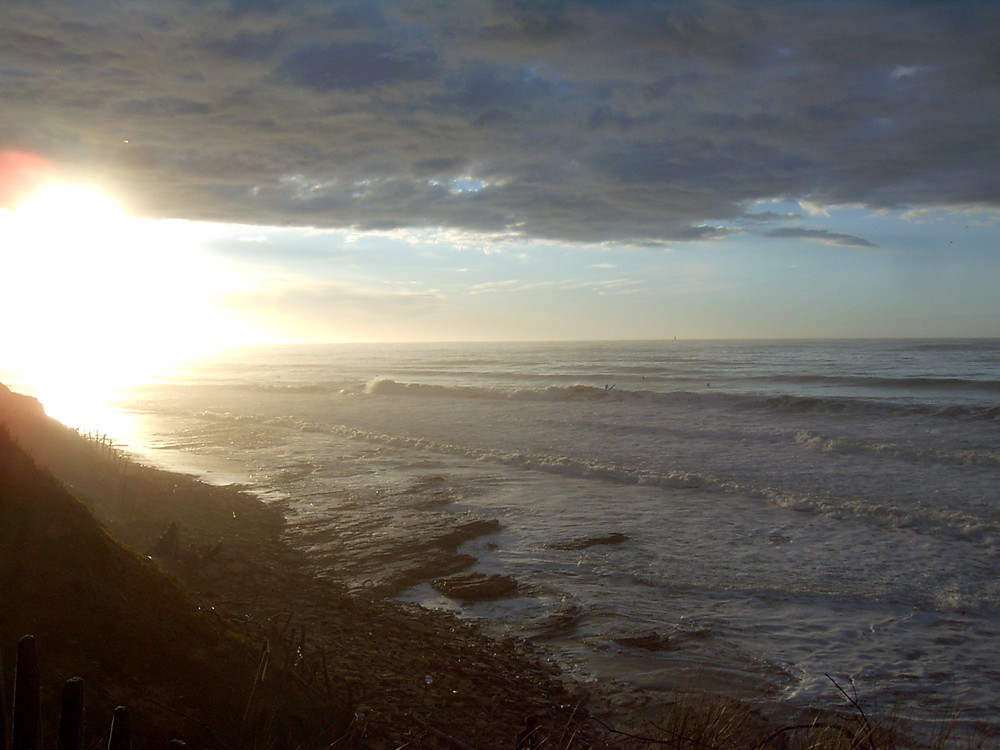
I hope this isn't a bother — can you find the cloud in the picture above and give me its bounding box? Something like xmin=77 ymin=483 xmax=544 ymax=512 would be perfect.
xmin=468 ymin=279 xmax=546 ymax=294
xmin=118 ymin=96 xmax=215 ymax=117
xmin=277 ymin=40 xmax=439 ymax=91
xmin=468 ymin=277 xmax=643 ymax=295
xmin=203 ymin=30 xmax=285 ymax=61
xmin=765 ymin=228 xmax=878 ymax=248
xmin=224 ymin=277 xmax=447 ymax=337
xmin=901 ymin=205 xmax=1000 ymax=225
xmin=2 ymin=0 xmax=998 ymax=244
xmin=798 ymin=201 xmax=830 ymax=218
xmin=739 ymin=211 xmax=800 ymax=223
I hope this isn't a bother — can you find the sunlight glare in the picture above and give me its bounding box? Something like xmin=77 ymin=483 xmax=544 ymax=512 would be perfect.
xmin=1 ymin=181 xmax=255 ymax=431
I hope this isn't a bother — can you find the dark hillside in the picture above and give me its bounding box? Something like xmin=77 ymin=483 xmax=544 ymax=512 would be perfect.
xmin=0 ymin=425 xmax=347 ymax=748
xmin=0 ymin=383 xmax=286 ymax=558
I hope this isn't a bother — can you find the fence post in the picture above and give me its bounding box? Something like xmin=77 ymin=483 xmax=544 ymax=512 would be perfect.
xmin=12 ymin=636 xmax=40 ymax=750
xmin=107 ymin=706 xmax=130 ymax=750
xmin=1 ymin=646 xmax=9 ymax=750
xmin=57 ymin=678 xmax=84 ymax=750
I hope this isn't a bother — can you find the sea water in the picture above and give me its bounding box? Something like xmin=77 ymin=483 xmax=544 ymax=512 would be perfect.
xmin=66 ymin=340 xmax=1000 ymax=732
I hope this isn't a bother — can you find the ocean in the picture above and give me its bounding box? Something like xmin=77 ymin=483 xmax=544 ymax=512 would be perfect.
xmin=49 ymin=340 xmax=1000 ymax=732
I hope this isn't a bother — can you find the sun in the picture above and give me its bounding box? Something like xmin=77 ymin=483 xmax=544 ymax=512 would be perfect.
xmin=17 ymin=181 xmax=126 ymax=225
xmin=0 ymin=180 xmax=252 ymax=430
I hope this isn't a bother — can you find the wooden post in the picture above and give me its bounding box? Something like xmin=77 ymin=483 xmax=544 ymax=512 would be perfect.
xmin=0 ymin=647 xmax=9 ymax=750
xmin=106 ymin=707 xmax=130 ymax=750
xmin=57 ymin=678 xmax=84 ymax=750
xmin=12 ymin=636 xmax=40 ymax=750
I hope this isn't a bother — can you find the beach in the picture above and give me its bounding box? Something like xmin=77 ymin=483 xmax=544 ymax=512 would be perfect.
xmin=3 ymin=338 xmax=998 ymax=747
xmin=0 ymin=379 xmax=865 ymax=750
xmin=84 ymin=339 xmax=1000 ymax=738
xmin=1 ymin=382 xmax=617 ymax=749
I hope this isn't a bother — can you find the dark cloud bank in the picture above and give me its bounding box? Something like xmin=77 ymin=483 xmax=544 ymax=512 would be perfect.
xmin=2 ymin=0 xmax=998 ymax=245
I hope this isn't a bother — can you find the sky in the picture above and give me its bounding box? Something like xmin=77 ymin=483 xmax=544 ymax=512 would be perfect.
xmin=1 ymin=0 xmax=999 ymax=351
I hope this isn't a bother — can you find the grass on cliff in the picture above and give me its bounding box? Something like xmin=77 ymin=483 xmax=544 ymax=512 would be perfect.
xmin=0 ymin=424 xmax=350 ymax=749
xmin=599 ymin=686 xmax=984 ymax=750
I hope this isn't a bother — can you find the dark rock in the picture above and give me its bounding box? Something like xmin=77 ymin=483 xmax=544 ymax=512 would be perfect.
xmin=612 ymin=630 xmax=671 ymax=651
xmin=433 ymin=519 xmax=502 ymax=550
xmin=433 ymin=572 xmax=520 ymax=601
xmin=548 ymin=532 xmax=629 ymax=551
xmin=527 ymin=603 xmax=583 ymax=640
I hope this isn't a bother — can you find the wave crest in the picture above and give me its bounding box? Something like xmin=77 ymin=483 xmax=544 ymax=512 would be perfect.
xmin=362 ymin=378 xmax=999 ymax=422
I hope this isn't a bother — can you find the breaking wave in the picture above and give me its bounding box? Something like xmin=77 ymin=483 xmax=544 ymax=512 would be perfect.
xmin=362 ymin=378 xmax=999 ymax=421
xmin=794 ymin=430 xmax=1000 ymax=467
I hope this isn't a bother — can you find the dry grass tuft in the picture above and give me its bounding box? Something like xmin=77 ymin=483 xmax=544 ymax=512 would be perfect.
xmin=589 ymin=682 xmax=988 ymax=750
